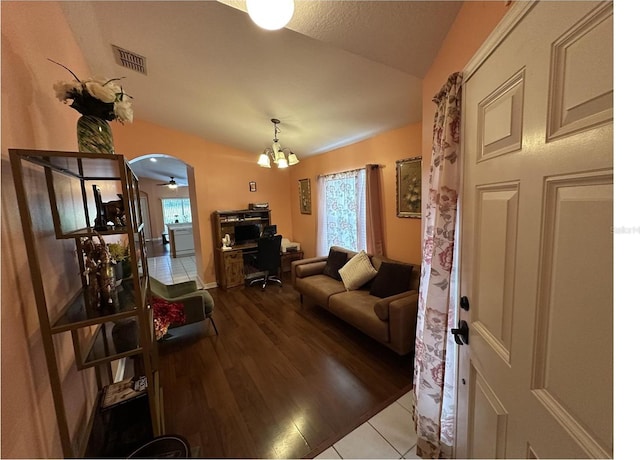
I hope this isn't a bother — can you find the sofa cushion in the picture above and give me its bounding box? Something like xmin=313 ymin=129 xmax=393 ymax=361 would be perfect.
xmin=338 ymin=250 xmax=378 ymax=290
xmin=322 ymin=248 xmax=348 ymax=280
xmin=296 ymin=274 xmax=346 ymax=306
xmin=370 ymin=261 xmax=414 ymax=298
xmin=328 ymin=291 xmax=390 ymax=344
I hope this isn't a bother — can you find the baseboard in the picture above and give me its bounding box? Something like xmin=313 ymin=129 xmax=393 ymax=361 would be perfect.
xmin=197 ymin=274 xmax=217 ymax=289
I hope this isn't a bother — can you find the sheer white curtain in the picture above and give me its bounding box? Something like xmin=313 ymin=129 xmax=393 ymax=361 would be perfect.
xmin=317 ymin=168 xmax=366 ymax=256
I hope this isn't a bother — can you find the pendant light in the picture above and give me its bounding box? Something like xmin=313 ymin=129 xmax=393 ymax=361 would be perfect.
xmin=257 ymin=118 xmax=300 ymax=168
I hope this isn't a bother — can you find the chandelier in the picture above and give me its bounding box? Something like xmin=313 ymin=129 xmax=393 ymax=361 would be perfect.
xmin=257 ymin=118 xmax=300 ymax=168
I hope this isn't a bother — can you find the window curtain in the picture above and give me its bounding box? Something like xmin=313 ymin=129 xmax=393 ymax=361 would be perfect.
xmin=365 ymin=164 xmax=385 ymax=256
xmin=413 ymin=72 xmax=463 ymax=459
xmin=317 ymin=168 xmax=366 ymax=255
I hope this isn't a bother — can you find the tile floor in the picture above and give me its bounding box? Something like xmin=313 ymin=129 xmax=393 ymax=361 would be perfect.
xmin=314 ymin=390 xmax=419 ymax=459
xmin=148 ymin=254 xmax=419 ymax=459
xmin=148 ymin=254 xmax=202 ymax=288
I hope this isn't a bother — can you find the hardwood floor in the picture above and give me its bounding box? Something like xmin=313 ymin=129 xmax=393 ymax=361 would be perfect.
xmin=146 ymin=239 xmax=170 ymax=257
xmin=158 ymin=279 xmax=414 ymax=458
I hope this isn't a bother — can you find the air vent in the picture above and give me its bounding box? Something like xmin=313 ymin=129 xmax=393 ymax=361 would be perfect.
xmin=111 ymin=45 xmax=147 ymax=75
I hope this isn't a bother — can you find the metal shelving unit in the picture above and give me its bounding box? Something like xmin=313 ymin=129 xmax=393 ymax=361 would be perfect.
xmin=9 ymin=149 xmax=163 ymax=458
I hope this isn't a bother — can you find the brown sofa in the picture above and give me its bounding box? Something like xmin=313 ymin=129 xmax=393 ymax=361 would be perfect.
xmin=291 ymin=246 xmax=419 ymax=355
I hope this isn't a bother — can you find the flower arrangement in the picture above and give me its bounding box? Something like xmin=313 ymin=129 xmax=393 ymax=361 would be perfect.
xmin=49 ymin=59 xmax=133 ymax=123
xmin=107 ymin=240 xmax=130 ymax=263
xmin=152 ymin=297 xmax=185 ymax=340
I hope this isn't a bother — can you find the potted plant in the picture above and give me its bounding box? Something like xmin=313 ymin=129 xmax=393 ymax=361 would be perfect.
xmin=108 ymin=240 xmax=130 ymax=284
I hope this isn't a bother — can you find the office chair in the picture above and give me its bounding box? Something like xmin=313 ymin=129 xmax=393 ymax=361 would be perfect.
xmin=249 ymin=234 xmax=283 ymax=290
xmin=149 ymin=277 xmax=218 ymax=335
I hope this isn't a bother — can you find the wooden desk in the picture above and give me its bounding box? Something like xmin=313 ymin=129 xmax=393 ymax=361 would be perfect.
xmin=215 ymin=247 xmax=246 ymax=289
xmin=215 ymin=247 xmax=303 ymax=289
xmin=280 ymin=250 xmax=304 ymax=273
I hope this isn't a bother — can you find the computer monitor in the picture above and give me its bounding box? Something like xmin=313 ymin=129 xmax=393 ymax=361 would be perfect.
xmin=261 ymin=224 xmax=277 ymax=237
xmin=234 ymin=224 xmax=260 ymax=245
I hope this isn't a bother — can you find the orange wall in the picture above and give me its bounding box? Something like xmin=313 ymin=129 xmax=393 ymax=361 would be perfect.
xmin=421 ymin=1 xmax=509 ymax=166
xmin=111 ymin=119 xmax=294 ymax=285
xmin=1 ymin=2 xmax=99 ymax=457
xmin=288 ymin=123 xmax=423 ymax=264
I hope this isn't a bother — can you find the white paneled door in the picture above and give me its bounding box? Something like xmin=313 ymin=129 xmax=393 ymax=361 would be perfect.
xmin=456 ymin=1 xmax=613 ymax=458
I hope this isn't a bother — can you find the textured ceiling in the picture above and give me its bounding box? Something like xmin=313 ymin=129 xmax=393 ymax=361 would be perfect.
xmin=59 ymin=1 xmax=463 ymax=184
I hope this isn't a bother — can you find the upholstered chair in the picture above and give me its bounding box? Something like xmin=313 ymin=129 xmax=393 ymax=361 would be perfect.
xmin=149 ymin=277 xmax=218 ymax=334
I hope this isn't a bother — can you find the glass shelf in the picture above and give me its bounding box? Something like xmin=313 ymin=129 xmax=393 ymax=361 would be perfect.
xmin=51 ymin=276 xmax=146 ymax=333
xmin=57 ymin=226 xmax=130 ymax=239
xmin=78 ymin=320 xmax=144 ymax=370
xmin=12 ymin=149 xmax=127 ymax=180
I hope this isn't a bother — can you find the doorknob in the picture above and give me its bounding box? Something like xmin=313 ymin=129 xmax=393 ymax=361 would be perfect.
xmin=451 ymin=320 xmax=469 ymax=345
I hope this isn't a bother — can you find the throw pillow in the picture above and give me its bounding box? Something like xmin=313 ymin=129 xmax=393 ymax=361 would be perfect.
xmin=323 ymin=248 xmax=348 ymax=280
xmin=338 ymin=250 xmax=378 ymax=290
xmin=369 ymin=261 xmax=414 ymax=298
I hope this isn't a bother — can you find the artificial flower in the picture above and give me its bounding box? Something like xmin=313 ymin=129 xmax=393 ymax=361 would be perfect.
xmin=49 ymin=59 xmax=134 ymax=123
xmin=152 ymin=297 xmax=185 ymax=340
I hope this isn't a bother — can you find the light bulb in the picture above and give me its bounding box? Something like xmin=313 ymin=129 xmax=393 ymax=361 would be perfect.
xmin=258 ymin=153 xmax=272 ymax=168
xmin=277 ymin=158 xmax=288 ymax=168
xmin=246 ymin=0 xmax=294 ymax=31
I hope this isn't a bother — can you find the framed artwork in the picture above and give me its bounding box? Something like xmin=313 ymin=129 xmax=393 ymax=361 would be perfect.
xmin=249 ymin=181 xmax=257 ymax=192
xmin=298 ymin=178 xmax=311 ymax=214
xmin=396 ymin=156 xmax=422 ymax=218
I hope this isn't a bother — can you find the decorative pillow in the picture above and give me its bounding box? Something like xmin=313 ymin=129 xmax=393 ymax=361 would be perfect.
xmin=369 ymin=261 xmax=414 ymax=298
xmin=323 ymin=248 xmax=348 ymax=280
xmin=338 ymin=250 xmax=378 ymax=290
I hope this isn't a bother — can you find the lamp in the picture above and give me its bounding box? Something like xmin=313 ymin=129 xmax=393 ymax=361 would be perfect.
xmin=257 ymin=118 xmax=300 ymax=168
xmin=246 ymin=0 xmax=294 ymax=31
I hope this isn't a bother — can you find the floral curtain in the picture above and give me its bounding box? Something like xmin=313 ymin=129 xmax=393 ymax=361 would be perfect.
xmin=317 ymin=168 xmax=366 ymax=255
xmin=414 ymin=72 xmax=463 ymax=458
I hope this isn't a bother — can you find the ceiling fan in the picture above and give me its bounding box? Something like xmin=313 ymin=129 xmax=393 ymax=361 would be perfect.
xmin=157 ymin=177 xmax=180 ymax=189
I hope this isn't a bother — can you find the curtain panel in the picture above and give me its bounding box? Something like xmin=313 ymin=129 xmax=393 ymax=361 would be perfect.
xmin=316 ymin=169 xmax=366 ymax=255
xmin=365 ymin=164 xmax=385 ymax=256
xmin=413 ymin=72 xmax=463 ymax=458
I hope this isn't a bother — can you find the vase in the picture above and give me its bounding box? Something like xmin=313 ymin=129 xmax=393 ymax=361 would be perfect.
xmin=113 ymin=260 xmax=124 ymax=286
xmin=111 ymin=318 xmax=139 ymax=353
xmin=77 ymin=115 xmax=114 ymax=154
xmin=122 ymin=259 xmax=132 ymax=278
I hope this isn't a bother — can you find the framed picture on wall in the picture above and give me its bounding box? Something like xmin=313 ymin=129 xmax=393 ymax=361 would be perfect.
xmin=396 ymin=156 xmax=422 ymax=218
xmin=298 ymin=178 xmax=311 ymax=214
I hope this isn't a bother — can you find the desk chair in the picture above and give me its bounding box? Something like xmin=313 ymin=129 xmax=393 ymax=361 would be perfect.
xmin=249 ymin=235 xmax=283 ymax=290
xmin=149 ymin=277 xmax=218 ymax=334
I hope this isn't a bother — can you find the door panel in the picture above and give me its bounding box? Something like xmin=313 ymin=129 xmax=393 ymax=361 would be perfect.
xmin=457 ymin=2 xmax=613 ymax=458
xmin=532 ymin=172 xmax=613 ymax=456
xmin=474 ymin=184 xmax=519 ymax=363
xmin=469 ymin=366 xmax=508 ymax=459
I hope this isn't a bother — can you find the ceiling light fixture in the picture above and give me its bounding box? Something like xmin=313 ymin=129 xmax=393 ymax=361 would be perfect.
xmin=257 ymin=118 xmax=299 ymax=169
xmin=246 ymin=0 xmax=294 ymax=31
xmin=157 ymin=177 xmax=179 ymax=189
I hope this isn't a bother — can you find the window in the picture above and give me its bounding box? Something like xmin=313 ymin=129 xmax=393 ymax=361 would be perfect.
xmin=317 ymin=168 xmax=366 ymax=255
xmin=161 ymin=198 xmax=192 ymax=232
